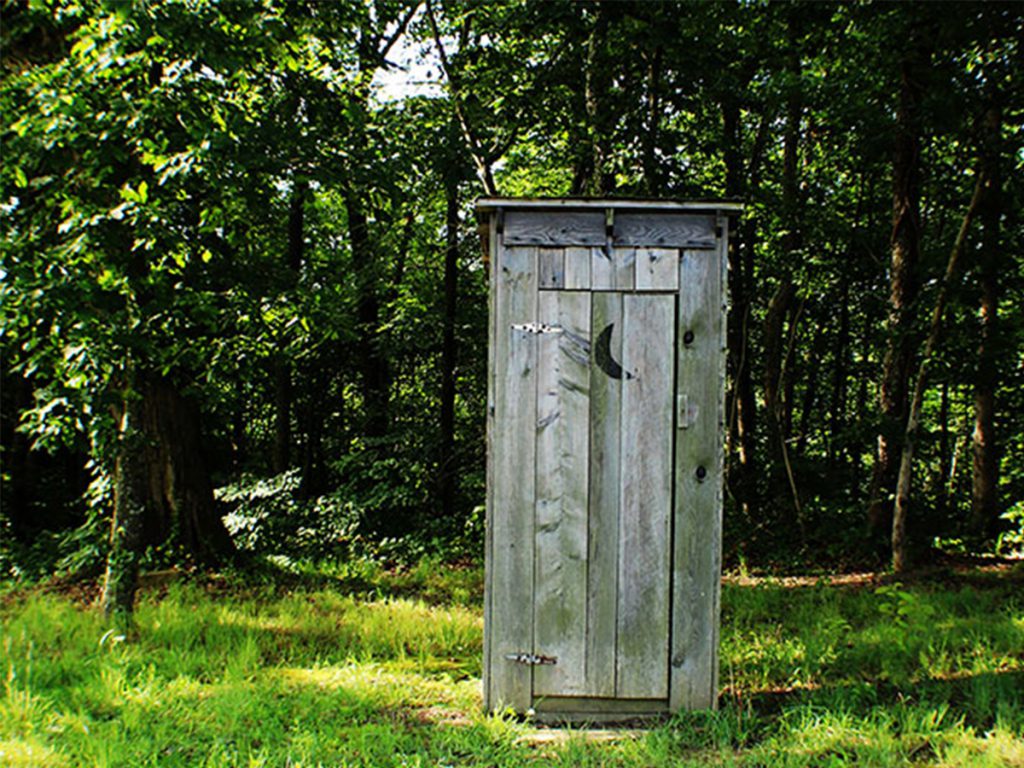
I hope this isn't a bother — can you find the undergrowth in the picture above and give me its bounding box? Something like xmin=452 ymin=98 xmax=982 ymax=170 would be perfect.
xmin=1 ymin=561 xmax=1022 ymax=767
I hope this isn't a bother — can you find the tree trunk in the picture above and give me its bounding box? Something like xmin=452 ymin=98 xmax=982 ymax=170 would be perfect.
xmin=971 ymin=102 xmax=1001 ymax=540
xmin=829 ymin=278 xmax=851 ymax=465
xmin=892 ymin=174 xmax=984 ymax=572
xmin=101 ymin=383 xmax=148 ymax=626
xmin=139 ymin=375 xmax=235 ymax=564
xmin=868 ymin=30 xmax=928 ymax=545
xmin=272 ymin=177 xmax=307 ymax=474
xmin=439 ymin=163 xmax=460 ymax=518
xmin=722 ymin=97 xmax=758 ymax=516
xmin=343 ymin=183 xmax=390 ymax=439
xmin=583 ymin=1 xmax=612 ymax=196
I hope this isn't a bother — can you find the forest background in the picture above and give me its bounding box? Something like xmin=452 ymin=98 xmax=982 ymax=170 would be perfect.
xmin=2 ymin=0 xmax=1023 ymax=597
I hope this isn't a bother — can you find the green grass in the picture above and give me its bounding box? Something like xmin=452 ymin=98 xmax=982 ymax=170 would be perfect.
xmin=2 ymin=561 xmax=1022 ymax=767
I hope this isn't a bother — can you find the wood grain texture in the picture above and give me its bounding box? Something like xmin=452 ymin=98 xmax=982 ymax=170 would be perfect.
xmin=534 ymin=290 xmax=591 ymax=697
xmin=616 ymin=294 xmax=674 ymax=700
xmin=670 ymin=247 xmax=723 ymax=711
xmin=564 ymin=246 xmax=592 ymax=290
xmin=591 ymin=247 xmax=614 ymax=291
xmin=505 ymin=211 xmax=606 ymax=246
xmin=613 ymin=214 xmax=715 ymax=249
xmin=613 ymin=248 xmax=636 ymax=291
xmin=586 ymin=291 xmax=622 ymax=698
xmin=635 ymin=248 xmax=679 ymax=291
xmin=539 ymin=249 xmax=565 ymax=290
xmin=483 ymin=215 xmax=498 ymax=710
xmin=488 ymin=244 xmax=538 ymax=712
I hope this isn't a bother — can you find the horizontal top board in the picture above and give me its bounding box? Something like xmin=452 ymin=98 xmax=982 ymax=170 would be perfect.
xmin=476 ymin=197 xmax=743 ymax=213
xmin=482 ymin=198 xmax=739 ymax=250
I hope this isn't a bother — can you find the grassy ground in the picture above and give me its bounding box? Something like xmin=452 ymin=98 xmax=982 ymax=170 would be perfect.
xmin=1 ymin=559 xmax=1022 ymax=767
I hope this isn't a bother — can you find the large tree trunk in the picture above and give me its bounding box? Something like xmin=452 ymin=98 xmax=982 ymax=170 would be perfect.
xmin=867 ymin=29 xmax=928 ymax=546
xmin=971 ymin=102 xmax=1002 ymax=540
xmin=139 ymin=375 xmax=235 ymax=563
xmin=102 ymin=372 xmax=235 ymax=621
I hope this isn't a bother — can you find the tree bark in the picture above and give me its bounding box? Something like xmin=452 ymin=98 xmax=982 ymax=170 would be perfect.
xmin=138 ymin=375 xmax=235 ymax=564
xmin=101 ymin=383 xmax=148 ymax=626
xmin=971 ymin=102 xmax=1001 ymax=540
xmin=868 ymin=29 xmax=928 ymax=544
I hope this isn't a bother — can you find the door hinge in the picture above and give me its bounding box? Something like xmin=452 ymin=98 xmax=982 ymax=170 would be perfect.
xmin=505 ymin=652 xmax=557 ymax=666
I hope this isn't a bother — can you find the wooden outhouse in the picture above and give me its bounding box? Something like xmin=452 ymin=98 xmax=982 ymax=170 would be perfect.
xmin=478 ymin=198 xmax=740 ymax=722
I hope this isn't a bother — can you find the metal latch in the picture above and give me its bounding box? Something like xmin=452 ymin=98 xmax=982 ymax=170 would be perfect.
xmin=505 ymin=653 xmax=557 ymax=666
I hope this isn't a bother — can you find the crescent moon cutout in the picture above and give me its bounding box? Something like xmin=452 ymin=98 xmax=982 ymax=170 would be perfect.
xmin=594 ymin=323 xmax=633 ymax=380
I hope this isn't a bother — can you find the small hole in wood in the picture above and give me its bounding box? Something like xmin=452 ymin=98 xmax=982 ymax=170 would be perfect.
xmin=683 ymin=330 xmax=695 ymax=345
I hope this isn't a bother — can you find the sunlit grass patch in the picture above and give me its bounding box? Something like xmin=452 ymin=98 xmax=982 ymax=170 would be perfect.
xmin=0 ymin=562 xmax=1021 ymax=766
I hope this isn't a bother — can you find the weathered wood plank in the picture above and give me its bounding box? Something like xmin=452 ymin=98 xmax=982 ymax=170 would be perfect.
xmin=616 ymin=293 xmax=674 ymax=699
xmin=489 ymin=244 xmax=538 ymax=712
xmin=534 ymin=291 xmax=591 ymax=697
xmin=613 ymin=248 xmax=636 ymax=291
xmin=591 ymin=247 xmax=614 ymax=291
xmin=613 ymin=214 xmax=715 ymax=249
xmin=483 ymin=214 xmax=499 ymax=710
xmin=586 ymin=292 xmax=622 ymax=697
xmin=670 ymin=246 xmax=723 ymax=711
xmin=564 ymin=246 xmax=592 ymax=290
xmin=539 ymin=249 xmax=565 ymax=290
xmin=635 ymin=248 xmax=679 ymax=291
xmin=505 ymin=211 xmax=606 ymax=246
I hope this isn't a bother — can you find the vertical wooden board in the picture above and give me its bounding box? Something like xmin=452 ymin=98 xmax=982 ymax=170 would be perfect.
xmin=483 ymin=216 xmax=499 ymax=709
xmin=635 ymin=248 xmax=679 ymax=291
xmin=591 ymin=247 xmax=614 ymax=291
xmin=564 ymin=246 xmax=592 ymax=290
xmin=539 ymin=249 xmax=565 ymax=290
xmin=489 ymin=245 xmax=538 ymax=712
xmin=534 ymin=291 xmax=591 ymax=697
xmin=585 ymin=292 xmax=622 ymax=697
xmin=616 ymin=294 xmax=674 ymax=700
xmin=670 ymin=248 xmax=722 ymax=711
xmin=613 ymin=248 xmax=636 ymax=291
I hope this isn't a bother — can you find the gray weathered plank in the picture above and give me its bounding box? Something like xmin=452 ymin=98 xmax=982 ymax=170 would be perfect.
xmin=539 ymin=249 xmax=565 ymax=290
xmin=483 ymin=214 xmax=499 ymax=710
xmin=585 ymin=291 xmax=622 ymax=697
xmin=564 ymin=246 xmax=592 ymax=290
xmin=613 ymin=248 xmax=636 ymax=291
xmin=534 ymin=290 xmax=591 ymax=697
xmin=613 ymin=214 xmax=715 ymax=249
xmin=616 ymin=293 xmax=674 ymax=699
xmin=488 ymin=244 xmax=538 ymax=712
xmin=505 ymin=211 xmax=606 ymax=246
xmin=670 ymin=246 xmax=723 ymax=711
xmin=635 ymin=248 xmax=679 ymax=291
xmin=591 ymin=247 xmax=614 ymax=291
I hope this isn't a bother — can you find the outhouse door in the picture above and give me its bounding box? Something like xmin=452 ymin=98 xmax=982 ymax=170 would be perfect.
xmin=484 ymin=202 xmax=735 ymax=720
